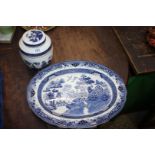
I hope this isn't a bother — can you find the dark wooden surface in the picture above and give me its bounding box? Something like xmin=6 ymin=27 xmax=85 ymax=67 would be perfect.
xmin=114 ymin=26 xmax=155 ymax=75
xmin=0 ymin=26 xmax=128 ymax=128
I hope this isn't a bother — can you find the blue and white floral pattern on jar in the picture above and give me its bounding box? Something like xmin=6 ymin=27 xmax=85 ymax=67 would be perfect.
xmin=19 ymin=29 xmax=53 ymax=69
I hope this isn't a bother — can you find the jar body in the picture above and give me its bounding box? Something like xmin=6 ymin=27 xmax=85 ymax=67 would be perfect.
xmin=19 ymin=30 xmax=53 ymax=69
xmin=20 ymin=46 xmax=53 ymax=69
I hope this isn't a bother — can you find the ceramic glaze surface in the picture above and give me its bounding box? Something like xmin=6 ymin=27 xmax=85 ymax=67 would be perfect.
xmin=27 ymin=61 xmax=127 ymax=128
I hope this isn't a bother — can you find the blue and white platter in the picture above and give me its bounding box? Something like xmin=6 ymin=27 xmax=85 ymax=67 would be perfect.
xmin=27 ymin=61 xmax=127 ymax=128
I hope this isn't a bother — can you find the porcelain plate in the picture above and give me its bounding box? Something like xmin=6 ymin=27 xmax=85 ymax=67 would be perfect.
xmin=27 ymin=61 xmax=127 ymax=128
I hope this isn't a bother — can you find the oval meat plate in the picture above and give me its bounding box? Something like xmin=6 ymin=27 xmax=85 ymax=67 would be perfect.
xmin=27 ymin=61 xmax=127 ymax=128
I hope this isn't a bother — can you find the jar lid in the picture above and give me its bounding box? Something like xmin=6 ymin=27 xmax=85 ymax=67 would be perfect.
xmin=19 ymin=34 xmax=52 ymax=56
xmin=22 ymin=29 xmax=46 ymax=46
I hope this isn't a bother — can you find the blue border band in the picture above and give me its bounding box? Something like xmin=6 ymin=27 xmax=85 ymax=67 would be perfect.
xmin=23 ymin=38 xmax=46 ymax=47
xmin=20 ymin=45 xmax=52 ymax=57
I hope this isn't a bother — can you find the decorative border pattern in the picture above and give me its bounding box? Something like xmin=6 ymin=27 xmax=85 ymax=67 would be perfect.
xmin=20 ymin=45 xmax=52 ymax=57
xmin=27 ymin=60 xmax=127 ymax=128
